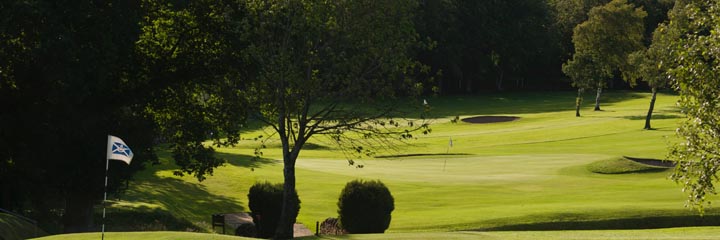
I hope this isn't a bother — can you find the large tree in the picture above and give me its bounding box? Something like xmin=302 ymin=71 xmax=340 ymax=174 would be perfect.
xmin=241 ymin=1 xmax=428 ymax=238
xmin=135 ymin=0 xmax=250 ymax=182
xmin=569 ymin=0 xmax=646 ymax=111
xmin=0 ymin=0 xmax=154 ymax=232
xmin=623 ymin=22 xmax=675 ymax=129
xmin=549 ymin=0 xmax=611 ymax=59
xmin=0 ymin=0 xmax=248 ymax=232
xmin=663 ymin=0 xmax=720 ymax=211
xmin=562 ymin=52 xmax=612 ymax=117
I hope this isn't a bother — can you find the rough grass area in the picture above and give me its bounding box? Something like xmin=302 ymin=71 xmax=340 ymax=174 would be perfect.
xmin=0 ymin=213 xmax=47 ymax=240
xmin=586 ymin=157 xmax=670 ymax=174
xmin=95 ymin=207 xmax=203 ymax=232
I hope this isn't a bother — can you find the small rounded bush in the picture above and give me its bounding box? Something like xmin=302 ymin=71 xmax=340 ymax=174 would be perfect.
xmin=234 ymin=222 xmax=256 ymax=237
xmin=247 ymin=181 xmax=300 ymax=238
xmin=337 ymin=179 xmax=394 ymax=233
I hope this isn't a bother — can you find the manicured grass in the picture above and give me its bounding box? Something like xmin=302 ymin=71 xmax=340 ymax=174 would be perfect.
xmin=103 ymin=91 xmax=718 ymax=236
xmin=33 ymin=226 xmax=720 ymax=240
xmin=314 ymin=226 xmax=720 ymax=239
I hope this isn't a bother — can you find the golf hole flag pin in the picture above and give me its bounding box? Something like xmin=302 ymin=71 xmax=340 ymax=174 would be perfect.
xmin=107 ymin=135 xmax=133 ymax=164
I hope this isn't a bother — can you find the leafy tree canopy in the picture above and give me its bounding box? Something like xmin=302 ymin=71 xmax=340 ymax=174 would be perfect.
xmin=665 ymin=0 xmax=720 ymax=212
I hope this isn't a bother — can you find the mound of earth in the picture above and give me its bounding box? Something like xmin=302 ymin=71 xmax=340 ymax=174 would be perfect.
xmin=461 ymin=116 xmax=520 ymax=124
xmin=623 ymin=156 xmax=676 ymax=168
xmin=587 ymin=157 xmax=673 ymax=174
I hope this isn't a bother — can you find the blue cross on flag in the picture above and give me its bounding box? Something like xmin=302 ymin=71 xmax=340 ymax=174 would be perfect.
xmin=107 ymin=135 xmax=133 ymax=164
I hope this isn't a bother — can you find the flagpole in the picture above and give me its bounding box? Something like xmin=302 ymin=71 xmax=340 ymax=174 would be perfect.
xmin=102 ymin=136 xmax=109 ymax=240
xmin=102 ymin=155 xmax=108 ymax=240
xmin=444 ymin=137 xmax=452 ymax=171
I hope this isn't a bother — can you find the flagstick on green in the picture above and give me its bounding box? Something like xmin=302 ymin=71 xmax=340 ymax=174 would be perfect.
xmin=103 ymin=135 xmax=134 ymax=240
xmin=443 ymin=137 xmax=452 ymax=171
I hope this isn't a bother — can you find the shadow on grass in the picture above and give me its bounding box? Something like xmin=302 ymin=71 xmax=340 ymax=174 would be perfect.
xmin=118 ymin=175 xmax=245 ymax=232
xmin=374 ymin=153 xmax=473 ymax=159
xmin=113 ymin=149 xmax=270 ymax=232
xmin=622 ymin=114 xmax=683 ymax=121
xmin=479 ymin=214 xmax=720 ymax=231
xmin=425 ymin=91 xmax=647 ymax=118
xmin=97 ymin=205 xmax=199 ymax=232
xmin=217 ymin=152 xmax=279 ymax=168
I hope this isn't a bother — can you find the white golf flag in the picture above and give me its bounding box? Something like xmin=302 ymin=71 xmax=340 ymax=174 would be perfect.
xmin=107 ymin=135 xmax=133 ymax=164
xmin=449 ymin=137 xmax=453 ymax=147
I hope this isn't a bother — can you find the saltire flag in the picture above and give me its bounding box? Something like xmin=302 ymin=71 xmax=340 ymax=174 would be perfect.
xmin=107 ymin=135 xmax=133 ymax=164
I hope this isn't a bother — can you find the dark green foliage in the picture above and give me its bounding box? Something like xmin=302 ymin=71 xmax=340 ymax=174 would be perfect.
xmin=665 ymin=0 xmax=720 ymax=211
xmin=247 ymin=182 xmax=300 ymax=238
xmin=419 ymin=0 xmax=561 ymax=92
xmin=0 ymin=0 xmax=156 ymax=232
xmin=338 ymin=180 xmax=395 ymax=234
xmin=234 ymin=223 xmax=256 ymax=237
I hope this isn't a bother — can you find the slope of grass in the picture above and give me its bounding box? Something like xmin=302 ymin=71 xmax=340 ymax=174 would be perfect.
xmin=0 ymin=213 xmax=47 ymax=240
xmin=586 ymin=157 xmax=669 ymax=174
xmin=108 ymin=91 xmax=719 ymax=234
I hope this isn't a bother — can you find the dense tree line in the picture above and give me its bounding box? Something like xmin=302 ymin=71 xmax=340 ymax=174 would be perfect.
xmin=416 ymin=0 xmax=673 ymax=94
xmin=5 ymin=0 xmax=720 ymax=238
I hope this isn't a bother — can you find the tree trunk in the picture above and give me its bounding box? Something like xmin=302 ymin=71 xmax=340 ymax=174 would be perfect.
xmin=274 ymin=112 xmax=301 ymax=239
xmin=594 ymin=87 xmax=602 ymax=111
xmin=63 ymin=193 xmax=95 ymax=233
xmin=644 ymin=87 xmax=658 ymax=130
xmin=275 ymin=153 xmax=298 ymax=239
xmin=495 ymin=68 xmax=504 ymax=91
xmin=576 ymin=88 xmax=584 ymax=117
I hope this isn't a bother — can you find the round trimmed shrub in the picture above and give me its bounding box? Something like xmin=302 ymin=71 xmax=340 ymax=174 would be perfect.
xmin=337 ymin=179 xmax=394 ymax=233
xmin=234 ymin=222 xmax=256 ymax=237
xmin=247 ymin=181 xmax=300 ymax=238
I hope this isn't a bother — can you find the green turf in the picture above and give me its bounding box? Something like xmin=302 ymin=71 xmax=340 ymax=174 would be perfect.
xmin=32 ymin=227 xmax=720 ymax=240
xmin=100 ymin=91 xmax=719 ymax=236
xmin=586 ymin=157 xmax=669 ymax=174
xmin=315 ymin=226 xmax=720 ymax=239
xmin=0 ymin=213 xmax=47 ymax=240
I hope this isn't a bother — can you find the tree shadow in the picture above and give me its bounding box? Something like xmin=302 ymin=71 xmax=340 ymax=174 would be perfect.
xmin=216 ymin=152 xmax=279 ymax=168
xmin=117 ymin=175 xmax=245 ymax=232
xmin=468 ymin=208 xmax=720 ymax=232
xmin=110 ymin=149 xmax=275 ymax=233
xmin=621 ymin=114 xmax=683 ymax=121
xmin=479 ymin=214 xmax=720 ymax=231
xmin=424 ymin=91 xmax=647 ymax=118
